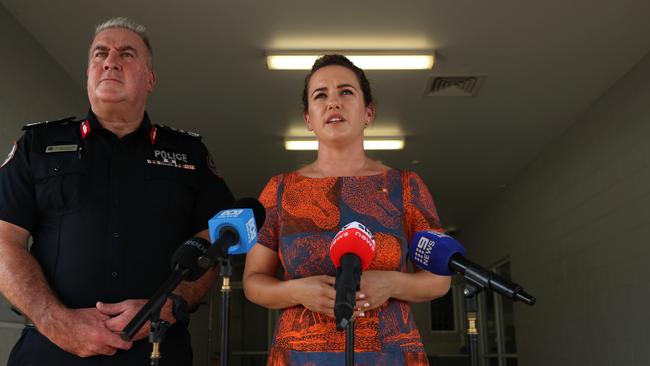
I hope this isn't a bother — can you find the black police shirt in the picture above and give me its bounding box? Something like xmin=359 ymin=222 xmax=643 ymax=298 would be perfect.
xmin=0 ymin=111 xmax=235 ymax=308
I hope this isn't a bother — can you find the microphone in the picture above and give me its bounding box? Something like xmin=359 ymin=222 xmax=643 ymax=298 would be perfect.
xmin=329 ymin=222 xmax=376 ymax=330
xmin=409 ymin=231 xmax=535 ymax=305
xmin=198 ymin=197 xmax=266 ymax=269
xmin=120 ymin=237 xmax=211 ymax=341
xmin=171 ymin=237 xmax=211 ymax=281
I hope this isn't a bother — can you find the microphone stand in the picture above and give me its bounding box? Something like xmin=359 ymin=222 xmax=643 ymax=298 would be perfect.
xmin=345 ymin=318 xmax=355 ymax=366
xmin=458 ymin=267 xmax=535 ymax=366
xmin=219 ymin=255 xmax=233 ymax=366
xmin=148 ymin=308 xmax=169 ymax=366
xmin=197 ymin=233 xmax=236 ymax=366
xmin=120 ymin=268 xmax=188 ymax=365
xmin=463 ymin=283 xmax=480 ymax=366
xmin=334 ymin=254 xmax=361 ymax=366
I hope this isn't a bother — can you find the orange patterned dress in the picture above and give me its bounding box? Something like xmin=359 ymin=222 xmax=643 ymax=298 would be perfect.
xmin=257 ymin=169 xmax=441 ymax=365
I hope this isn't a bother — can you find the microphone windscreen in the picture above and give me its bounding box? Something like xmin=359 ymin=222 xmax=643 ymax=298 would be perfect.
xmin=409 ymin=231 xmax=466 ymax=276
xmin=209 ymin=197 xmax=265 ymax=255
xmin=329 ymin=222 xmax=376 ymax=270
xmin=171 ymin=237 xmax=211 ymax=280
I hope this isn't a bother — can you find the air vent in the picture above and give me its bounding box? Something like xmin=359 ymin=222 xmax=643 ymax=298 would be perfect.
xmin=424 ymin=75 xmax=486 ymax=97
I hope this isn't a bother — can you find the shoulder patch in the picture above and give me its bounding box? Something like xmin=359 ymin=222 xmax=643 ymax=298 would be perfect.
xmin=22 ymin=116 xmax=77 ymax=130
xmin=0 ymin=141 xmax=17 ymax=169
xmin=156 ymin=124 xmax=202 ymax=139
xmin=207 ymin=153 xmax=223 ymax=178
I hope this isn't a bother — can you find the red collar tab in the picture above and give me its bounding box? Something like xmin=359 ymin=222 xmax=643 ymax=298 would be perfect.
xmin=150 ymin=126 xmax=158 ymax=145
xmin=80 ymin=120 xmax=92 ymax=139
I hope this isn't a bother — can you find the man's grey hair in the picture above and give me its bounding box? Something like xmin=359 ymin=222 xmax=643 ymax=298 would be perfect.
xmin=93 ymin=17 xmax=154 ymax=68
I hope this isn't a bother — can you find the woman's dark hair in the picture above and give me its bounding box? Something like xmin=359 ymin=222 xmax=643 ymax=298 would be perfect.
xmin=301 ymin=54 xmax=374 ymax=112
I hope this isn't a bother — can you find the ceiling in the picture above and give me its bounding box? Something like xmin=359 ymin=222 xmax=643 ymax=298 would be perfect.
xmin=3 ymin=0 xmax=650 ymax=231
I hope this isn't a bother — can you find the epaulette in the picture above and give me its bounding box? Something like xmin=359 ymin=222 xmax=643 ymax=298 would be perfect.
xmin=156 ymin=124 xmax=202 ymax=139
xmin=22 ymin=116 xmax=77 ymax=131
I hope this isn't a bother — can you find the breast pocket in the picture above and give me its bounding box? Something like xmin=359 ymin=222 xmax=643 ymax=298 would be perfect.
xmin=33 ymin=154 xmax=85 ymax=214
xmin=144 ymin=165 xmax=194 ymax=215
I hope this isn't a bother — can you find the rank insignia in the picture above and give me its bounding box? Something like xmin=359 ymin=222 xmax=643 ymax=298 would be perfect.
xmin=80 ymin=120 xmax=91 ymax=139
xmin=147 ymin=159 xmax=196 ymax=170
xmin=150 ymin=127 xmax=158 ymax=145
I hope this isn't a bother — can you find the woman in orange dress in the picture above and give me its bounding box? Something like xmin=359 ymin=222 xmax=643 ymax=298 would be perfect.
xmin=243 ymin=54 xmax=451 ymax=365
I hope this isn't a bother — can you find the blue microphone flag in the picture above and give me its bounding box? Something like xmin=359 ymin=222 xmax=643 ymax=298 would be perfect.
xmin=409 ymin=230 xmax=467 ymax=276
xmin=209 ymin=208 xmax=258 ymax=255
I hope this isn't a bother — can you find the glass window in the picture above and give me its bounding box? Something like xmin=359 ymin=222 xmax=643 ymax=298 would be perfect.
xmin=479 ymin=260 xmax=519 ymax=366
xmin=430 ymin=286 xmax=456 ymax=331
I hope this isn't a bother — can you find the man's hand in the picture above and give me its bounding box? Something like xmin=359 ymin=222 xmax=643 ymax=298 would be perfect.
xmin=97 ymin=299 xmax=175 ymax=341
xmin=0 ymin=221 xmax=132 ymax=357
xmin=40 ymin=307 xmax=133 ymax=357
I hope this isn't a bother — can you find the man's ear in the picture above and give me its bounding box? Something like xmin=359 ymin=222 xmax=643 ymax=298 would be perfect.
xmin=147 ymin=70 xmax=157 ymax=92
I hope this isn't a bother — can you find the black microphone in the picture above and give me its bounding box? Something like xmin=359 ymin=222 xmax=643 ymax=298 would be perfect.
xmin=409 ymin=231 xmax=535 ymax=305
xmin=120 ymin=237 xmax=211 ymax=341
xmin=171 ymin=237 xmax=211 ymax=280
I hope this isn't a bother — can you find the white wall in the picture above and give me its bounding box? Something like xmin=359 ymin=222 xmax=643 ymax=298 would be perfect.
xmin=0 ymin=3 xmax=86 ymax=362
xmin=461 ymin=51 xmax=650 ymax=365
xmin=0 ymin=5 xmax=86 ymax=151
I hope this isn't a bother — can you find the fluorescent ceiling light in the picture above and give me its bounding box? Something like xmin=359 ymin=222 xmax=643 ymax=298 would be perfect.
xmin=285 ymin=139 xmax=319 ymax=150
xmin=364 ymin=139 xmax=405 ymax=150
xmin=267 ymin=52 xmax=434 ymax=70
xmin=284 ymin=137 xmax=405 ymax=150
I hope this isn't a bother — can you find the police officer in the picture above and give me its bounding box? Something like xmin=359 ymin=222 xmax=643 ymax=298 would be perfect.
xmin=0 ymin=17 xmax=234 ymax=365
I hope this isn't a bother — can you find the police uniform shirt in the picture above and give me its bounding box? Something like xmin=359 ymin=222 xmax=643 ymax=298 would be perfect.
xmin=0 ymin=111 xmax=235 ymax=365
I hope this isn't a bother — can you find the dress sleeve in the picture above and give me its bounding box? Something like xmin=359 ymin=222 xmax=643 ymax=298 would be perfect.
xmin=0 ymin=133 xmax=38 ymax=232
xmin=403 ymin=170 xmax=442 ymax=240
xmin=256 ymin=174 xmax=283 ymax=251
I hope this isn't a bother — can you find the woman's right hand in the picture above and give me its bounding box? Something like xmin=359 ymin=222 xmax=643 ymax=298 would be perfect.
xmin=244 ymin=245 xmax=340 ymax=314
xmin=291 ymin=275 xmax=337 ymax=316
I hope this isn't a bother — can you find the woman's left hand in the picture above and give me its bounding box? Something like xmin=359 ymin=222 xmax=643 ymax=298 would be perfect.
xmin=355 ymin=270 xmax=397 ymax=315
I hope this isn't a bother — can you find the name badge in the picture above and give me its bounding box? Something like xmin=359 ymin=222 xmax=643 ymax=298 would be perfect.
xmin=45 ymin=144 xmax=78 ymax=153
